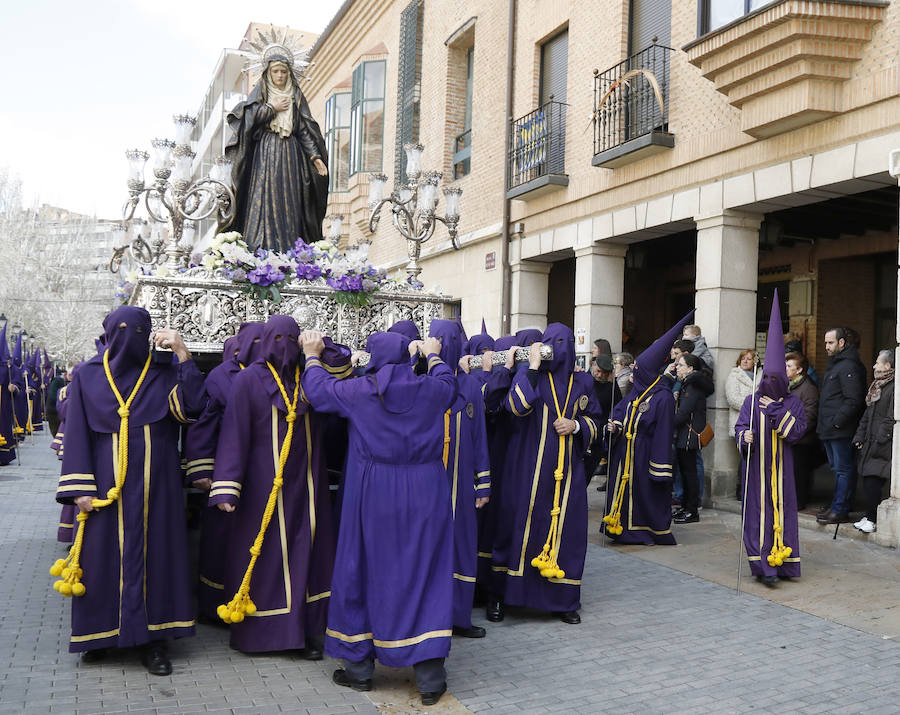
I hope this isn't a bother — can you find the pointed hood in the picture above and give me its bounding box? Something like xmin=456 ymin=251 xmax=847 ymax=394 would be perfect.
xmin=12 ymin=332 xmax=23 ymax=368
xmin=515 ymin=328 xmax=543 ymax=347
xmin=760 ymin=288 xmax=788 ymax=398
xmin=633 ymin=310 xmax=695 ymax=392
xmin=236 ymin=322 xmax=265 ymax=366
xmin=387 ymin=320 xmax=421 ymax=341
xmin=540 ymin=323 xmax=575 ymax=375
xmin=455 ymin=317 xmax=468 ymax=344
xmin=465 ymin=319 xmax=495 ymax=355
xmin=0 ymin=325 xmax=9 ymax=364
xmin=429 ymin=319 xmax=463 ymax=371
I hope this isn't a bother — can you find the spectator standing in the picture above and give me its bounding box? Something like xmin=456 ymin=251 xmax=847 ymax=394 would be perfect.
xmin=785 ymin=352 xmax=818 ymax=510
xmin=672 ymin=353 xmax=714 ymax=524
xmin=852 ymin=350 xmax=895 ymax=534
xmin=725 ymin=350 xmax=756 ymax=437
xmin=816 ymin=327 xmax=867 ymax=524
xmin=587 ymin=354 xmax=622 ymax=485
xmin=683 ymin=325 xmax=714 ymax=371
xmin=613 ymin=352 xmax=634 ymax=398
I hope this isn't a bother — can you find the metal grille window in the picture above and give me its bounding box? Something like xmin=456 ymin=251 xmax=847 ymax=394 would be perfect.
xmin=453 ymin=47 xmax=474 ymax=179
xmin=325 ymin=93 xmax=351 ymax=192
xmin=350 ymin=60 xmax=386 ymax=176
xmin=396 ymin=0 xmax=424 ymax=184
xmin=699 ymin=0 xmax=771 ymax=35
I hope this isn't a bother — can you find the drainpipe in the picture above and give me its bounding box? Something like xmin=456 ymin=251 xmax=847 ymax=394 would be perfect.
xmin=500 ymin=0 xmax=516 ymax=334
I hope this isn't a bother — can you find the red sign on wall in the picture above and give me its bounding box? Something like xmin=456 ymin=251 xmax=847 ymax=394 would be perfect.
xmin=485 ymin=251 xmax=496 ymax=271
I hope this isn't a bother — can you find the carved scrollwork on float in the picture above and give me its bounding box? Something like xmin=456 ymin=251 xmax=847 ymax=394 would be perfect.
xmin=129 ymin=274 xmax=455 ymax=353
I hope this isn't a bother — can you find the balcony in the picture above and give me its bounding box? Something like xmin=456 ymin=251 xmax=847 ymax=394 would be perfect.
xmin=592 ymin=44 xmax=675 ymax=169
xmin=506 ymin=100 xmax=568 ymax=200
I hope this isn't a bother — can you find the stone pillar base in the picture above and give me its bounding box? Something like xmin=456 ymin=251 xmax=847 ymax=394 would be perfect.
xmin=874 ymin=497 xmax=900 ymax=549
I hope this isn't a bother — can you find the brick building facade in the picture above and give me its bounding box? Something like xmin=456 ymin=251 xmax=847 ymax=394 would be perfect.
xmin=303 ymin=0 xmax=900 ymax=546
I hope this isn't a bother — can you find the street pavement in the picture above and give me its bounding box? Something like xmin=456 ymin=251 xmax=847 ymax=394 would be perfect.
xmin=3 ymin=431 xmax=900 ymax=714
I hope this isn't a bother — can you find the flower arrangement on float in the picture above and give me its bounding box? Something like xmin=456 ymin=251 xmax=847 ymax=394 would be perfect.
xmin=179 ymin=232 xmax=399 ymax=306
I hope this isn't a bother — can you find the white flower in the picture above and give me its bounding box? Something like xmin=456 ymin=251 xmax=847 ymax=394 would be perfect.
xmin=220 ymin=243 xmax=256 ymax=266
xmin=154 ymin=265 xmax=172 ymax=278
xmin=217 ymin=231 xmax=243 ymax=244
xmin=201 ymin=253 xmax=219 ymax=269
xmin=125 ymin=269 xmax=141 ymax=284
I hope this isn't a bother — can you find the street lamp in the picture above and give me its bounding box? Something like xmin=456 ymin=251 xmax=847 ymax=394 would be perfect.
xmin=367 ymin=143 xmax=462 ymax=281
xmin=118 ymin=114 xmax=236 ymax=272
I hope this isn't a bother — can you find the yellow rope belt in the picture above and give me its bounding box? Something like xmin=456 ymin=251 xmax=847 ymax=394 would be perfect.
xmin=767 ymin=425 xmax=792 ymax=566
xmin=530 ymin=373 xmax=573 ymax=580
xmin=218 ymin=363 xmax=300 ymax=624
xmin=50 ymin=352 xmax=152 ymax=597
xmin=0 ymin=390 xmax=6 ymax=446
xmin=604 ymin=376 xmax=661 ymax=536
xmin=442 ymin=410 xmax=451 ymax=469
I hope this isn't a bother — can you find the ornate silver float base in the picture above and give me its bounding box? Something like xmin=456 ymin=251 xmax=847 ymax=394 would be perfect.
xmin=129 ymin=272 xmax=455 ymax=353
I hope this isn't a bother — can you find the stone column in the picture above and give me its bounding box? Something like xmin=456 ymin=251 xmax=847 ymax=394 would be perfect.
xmin=694 ymin=210 xmax=763 ymax=502
xmin=509 ymin=260 xmax=551 ymax=332
xmin=573 ymin=242 xmax=628 ymax=361
xmin=875 ymin=154 xmax=900 ymax=548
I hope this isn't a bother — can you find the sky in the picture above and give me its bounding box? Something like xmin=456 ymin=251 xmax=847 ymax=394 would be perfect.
xmin=0 ymin=0 xmax=344 ymax=218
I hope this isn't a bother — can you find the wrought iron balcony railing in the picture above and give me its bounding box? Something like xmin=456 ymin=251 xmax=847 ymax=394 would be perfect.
xmin=507 ymin=99 xmax=567 ymax=193
xmin=593 ymin=44 xmax=674 ymax=161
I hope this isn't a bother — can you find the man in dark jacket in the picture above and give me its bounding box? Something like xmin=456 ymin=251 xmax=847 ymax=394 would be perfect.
xmin=816 ymin=327 xmax=867 ymax=524
xmin=672 ymin=353 xmax=715 ymax=524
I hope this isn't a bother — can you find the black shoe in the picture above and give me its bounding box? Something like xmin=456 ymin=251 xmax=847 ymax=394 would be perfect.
xmin=453 ymin=625 xmax=486 ymax=638
xmin=486 ymin=600 xmax=504 ymax=622
xmin=332 ymin=669 xmax=373 ymax=692
xmin=81 ymin=648 xmax=107 ymax=664
xmin=555 ymin=610 xmax=581 ymax=625
xmin=816 ymin=510 xmax=849 ymax=525
xmin=816 ymin=506 xmax=830 ymax=517
xmin=141 ymin=643 xmax=172 ymax=676
xmin=421 ymin=682 xmax=447 ymax=706
xmin=673 ymin=511 xmax=699 ymax=524
xmin=756 ymin=574 xmax=778 ymax=588
xmin=672 ymin=507 xmax=686 ymax=519
xmin=298 ymin=646 xmax=323 ymax=660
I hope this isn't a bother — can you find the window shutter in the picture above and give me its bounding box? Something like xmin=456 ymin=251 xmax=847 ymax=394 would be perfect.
xmin=540 ymin=31 xmax=568 ymax=105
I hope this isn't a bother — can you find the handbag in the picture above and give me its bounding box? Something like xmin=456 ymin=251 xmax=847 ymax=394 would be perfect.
xmin=690 ymin=416 xmax=715 ymax=449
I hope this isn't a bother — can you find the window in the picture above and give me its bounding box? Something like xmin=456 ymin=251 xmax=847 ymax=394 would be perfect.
xmin=396 ymin=0 xmax=424 ymax=184
xmin=540 ymin=30 xmax=568 ymax=105
xmin=350 ymin=60 xmax=386 ymax=176
xmin=325 ymin=92 xmax=351 ymax=192
xmin=699 ymin=0 xmax=771 ymax=35
xmin=453 ymin=47 xmax=474 ymax=179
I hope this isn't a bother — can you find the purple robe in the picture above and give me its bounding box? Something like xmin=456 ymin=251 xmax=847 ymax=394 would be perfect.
xmin=491 ymin=324 xmax=601 ymax=613
xmin=10 ymin=364 xmax=28 ymax=441
xmin=605 ymin=380 xmax=677 ymax=545
xmin=430 ymin=320 xmax=491 ymax=629
xmin=0 ymin=328 xmax=16 ymax=465
xmin=735 ymin=395 xmax=805 ymax=577
xmin=209 ymin=316 xmax=336 ymax=653
xmin=56 ymin=306 xmax=204 ymax=652
xmin=302 ymin=332 xmax=457 ymax=667
xmin=54 ymin=384 xmax=74 ymax=542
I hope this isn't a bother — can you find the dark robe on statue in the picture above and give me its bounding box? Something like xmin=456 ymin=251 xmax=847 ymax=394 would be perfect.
xmin=604 ymin=312 xmax=694 ymax=546
xmin=429 ymin=320 xmax=491 ymax=629
xmin=0 ymin=326 xmax=16 ymax=465
xmin=223 ymin=58 xmax=328 ymax=252
xmin=184 ymin=328 xmax=259 ymax=621
xmin=301 ymin=332 xmax=457 ymax=670
xmin=492 ymin=324 xmax=601 ymax=613
xmin=735 ymin=289 xmax=804 ymax=579
xmin=55 ymin=307 xmax=204 ymax=653
xmin=209 ymin=316 xmax=340 ymax=653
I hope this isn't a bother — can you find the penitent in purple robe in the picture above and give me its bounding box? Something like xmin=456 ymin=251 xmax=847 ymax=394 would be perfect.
xmin=10 ymin=335 xmax=28 ymax=441
xmin=209 ymin=316 xmax=338 ymax=653
xmin=604 ymin=312 xmax=694 ymax=546
xmin=735 ymin=289 xmax=804 ymax=579
xmin=56 ymin=307 xmax=204 ymax=653
xmin=430 ymin=320 xmax=491 ymax=629
xmin=491 ymin=324 xmax=601 ymax=613
xmin=27 ymin=353 xmax=44 ymax=431
xmin=302 ymin=331 xmax=457 ymax=668
xmin=184 ymin=328 xmax=259 ymax=621
xmin=54 ymin=381 xmax=75 ymax=542
xmin=0 ymin=325 xmax=17 ymax=465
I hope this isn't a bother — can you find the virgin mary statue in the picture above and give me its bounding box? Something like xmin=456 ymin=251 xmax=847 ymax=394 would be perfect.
xmin=223 ymin=45 xmax=329 ymax=252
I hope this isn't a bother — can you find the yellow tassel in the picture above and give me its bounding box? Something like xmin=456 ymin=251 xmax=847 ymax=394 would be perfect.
xmin=48 ymin=352 xmax=151 ymax=598
xmin=218 ymin=363 xmax=300 ymax=624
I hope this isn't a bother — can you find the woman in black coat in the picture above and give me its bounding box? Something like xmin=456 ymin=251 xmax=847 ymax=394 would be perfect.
xmin=852 ymin=350 xmax=895 ymax=533
xmin=672 ymin=353 xmax=715 ymax=523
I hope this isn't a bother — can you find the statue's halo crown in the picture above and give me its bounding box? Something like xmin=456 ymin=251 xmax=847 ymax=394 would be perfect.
xmin=240 ymin=25 xmax=314 ymax=81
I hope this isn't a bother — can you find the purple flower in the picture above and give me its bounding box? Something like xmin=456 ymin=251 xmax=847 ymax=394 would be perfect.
xmin=190 ymin=252 xmax=203 ymax=266
xmin=248 ymin=264 xmax=285 ymax=287
xmin=231 ymin=267 xmax=247 ymax=281
xmin=296 ymin=263 xmax=323 ymax=280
